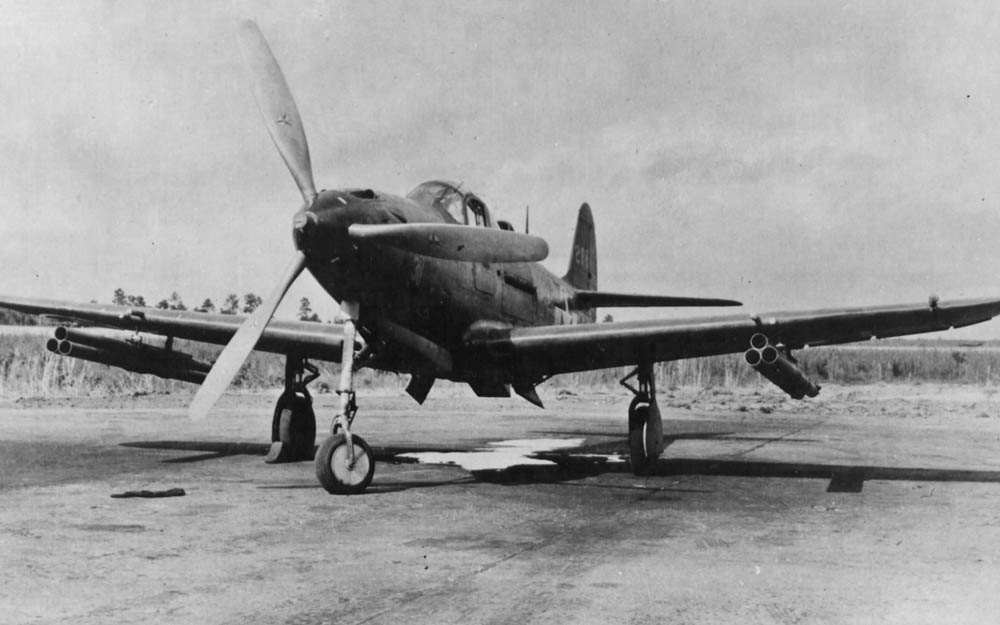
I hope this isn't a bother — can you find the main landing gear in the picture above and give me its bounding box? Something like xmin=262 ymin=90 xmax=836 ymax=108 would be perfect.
xmin=265 ymin=355 xmax=319 ymax=464
xmin=621 ymin=362 xmax=664 ymax=475
xmin=314 ymin=302 xmax=376 ymax=494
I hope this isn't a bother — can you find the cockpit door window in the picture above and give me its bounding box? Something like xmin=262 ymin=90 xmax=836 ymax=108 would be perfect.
xmin=465 ymin=195 xmax=491 ymax=228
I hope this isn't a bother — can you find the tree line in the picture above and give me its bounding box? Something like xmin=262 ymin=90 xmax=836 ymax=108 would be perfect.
xmin=112 ymin=289 xmax=323 ymax=322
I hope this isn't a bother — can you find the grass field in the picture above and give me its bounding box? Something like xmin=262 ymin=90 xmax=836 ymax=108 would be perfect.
xmin=2 ymin=332 xmax=999 ymax=398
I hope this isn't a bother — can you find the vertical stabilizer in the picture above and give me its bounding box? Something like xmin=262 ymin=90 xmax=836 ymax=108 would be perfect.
xmin=564 ymin=203 xmax=597 ymax=291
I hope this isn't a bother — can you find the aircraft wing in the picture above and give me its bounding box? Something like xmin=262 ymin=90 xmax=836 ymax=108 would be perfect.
xmin=465 ymin=297 xmax=1000 ymax=378
xmin=0 ymin=295 xmax=343 ymax=361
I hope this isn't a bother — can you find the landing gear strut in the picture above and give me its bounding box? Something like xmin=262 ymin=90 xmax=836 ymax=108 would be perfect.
xmin=315 ymin=302 xmax=375 ymax=494
xmin=621 ymin=362 xmax=664 ymax=475
xmin=265 ymin=355 xmax=318 ymax=463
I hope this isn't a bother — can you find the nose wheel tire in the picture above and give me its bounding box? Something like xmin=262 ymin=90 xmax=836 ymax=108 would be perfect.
xmin=315 ymin=433 xmax=375 ymax=494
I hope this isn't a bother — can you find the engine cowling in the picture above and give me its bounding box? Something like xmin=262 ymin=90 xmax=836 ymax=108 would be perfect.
xmin=744 ymin=333 xmax=820 ymax=399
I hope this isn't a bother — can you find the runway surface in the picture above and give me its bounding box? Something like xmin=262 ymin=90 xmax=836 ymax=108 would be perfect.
xmin=2 ymin=384 xmax=1000 ymax=624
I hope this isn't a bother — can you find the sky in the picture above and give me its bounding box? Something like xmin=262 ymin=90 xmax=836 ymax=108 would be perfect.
xmin=2 ymin=1 xmax=1000 ymax=337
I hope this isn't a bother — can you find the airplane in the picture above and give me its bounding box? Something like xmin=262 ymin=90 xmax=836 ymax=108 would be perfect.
xmin=3 ymin=20 xmax=1000 ymax=495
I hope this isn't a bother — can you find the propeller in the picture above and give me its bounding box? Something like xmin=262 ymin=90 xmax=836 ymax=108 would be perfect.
xmin=237 ymin=20 xmax=316 ymax=206
xmin=189 ymin=21 xmax=315 ymax=420
xmin=348 ymin=223 xmax=549 ymax=263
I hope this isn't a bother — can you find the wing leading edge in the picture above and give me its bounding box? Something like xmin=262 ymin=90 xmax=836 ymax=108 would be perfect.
xmin=0 ymin=295 xmax=344 ymax=361
xmin=464 ymin=297 xmax=1000 ymax=378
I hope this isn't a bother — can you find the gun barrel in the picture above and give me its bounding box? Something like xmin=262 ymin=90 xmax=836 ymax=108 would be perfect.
xmin=49 ymin=328 xmax=211 ymax=384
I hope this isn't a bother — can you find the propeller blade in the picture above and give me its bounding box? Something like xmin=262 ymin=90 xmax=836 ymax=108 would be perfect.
xmin=189 ymin=251 xmax=307 ymax=420
xmin=238 ymin=20 xmax=317 ymax=206
xmin=348 ymin=223 xmax=549 ymax=263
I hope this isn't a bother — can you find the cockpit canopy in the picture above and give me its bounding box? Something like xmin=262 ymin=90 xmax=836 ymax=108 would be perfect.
xmin=407 ymin=180 xmax=492 ymax=227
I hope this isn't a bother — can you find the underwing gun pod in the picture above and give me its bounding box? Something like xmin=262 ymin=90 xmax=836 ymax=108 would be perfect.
xmin=47 ymin=327 xmax=212 ymax=384
xmin=744 ymin=333 xmax=820 ymax=399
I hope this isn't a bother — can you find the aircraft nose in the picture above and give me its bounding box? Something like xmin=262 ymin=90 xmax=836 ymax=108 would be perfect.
xmin=291 ymin=191 xmax=384 ymax=261
xmin=291 ymin=198 xmax=357 ymax=261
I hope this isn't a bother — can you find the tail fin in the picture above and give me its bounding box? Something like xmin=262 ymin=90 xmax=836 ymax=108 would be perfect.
xmin=564 ymin=203 xmax=597 ymax=291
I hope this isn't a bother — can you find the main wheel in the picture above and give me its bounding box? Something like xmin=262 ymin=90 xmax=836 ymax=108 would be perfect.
xmin=266 ymin=391 xmax=316 ymax=463
xmin=628 ymin=400 xmax=651 ymax=475
xmin=315 ymin=433 xmax=375 ymax=494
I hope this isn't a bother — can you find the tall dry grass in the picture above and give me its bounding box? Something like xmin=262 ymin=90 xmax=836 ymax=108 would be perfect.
xmin=1 ymin=333 xmax=998 ymax=398
xmin=0 ymin=335 xmax=391 ymax=397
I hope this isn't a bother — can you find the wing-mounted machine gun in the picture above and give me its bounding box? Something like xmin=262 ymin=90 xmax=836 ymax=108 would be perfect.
xmin=744 ymin=333 xmax=820 ymax=399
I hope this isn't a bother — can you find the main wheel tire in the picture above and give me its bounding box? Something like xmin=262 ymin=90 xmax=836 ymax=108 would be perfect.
xmin=268 ymin=392 xmax=316 ymax=462
xmin=644 ymin=399 xmax=664 ymax=462
xmin=315 ymin=433 xmax=375 ymax=494
xmin=628 ymin=401 xmax=650 ymax=475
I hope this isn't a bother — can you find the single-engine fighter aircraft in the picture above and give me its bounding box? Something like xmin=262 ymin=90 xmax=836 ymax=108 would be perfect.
xmin=4 ymin=21 xmax=1000 ymax=494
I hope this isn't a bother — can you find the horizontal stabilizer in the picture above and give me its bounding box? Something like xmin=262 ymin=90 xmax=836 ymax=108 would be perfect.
xmin=572 ymin=291 xmax=742 ymax=308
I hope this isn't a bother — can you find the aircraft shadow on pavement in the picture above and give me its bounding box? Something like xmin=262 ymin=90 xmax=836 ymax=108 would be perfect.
xmin=254 ymin=477 xmax=477 ymax=494
xmin=452 ymin=434 xmax=1000 ymax=494
xmin=124 ymin=440 xmax=472 ymax=458
xmin=123 ymin=441 xmax=271 ymax=464
xmin=122 ymin=437 xmax=1000 ymax=494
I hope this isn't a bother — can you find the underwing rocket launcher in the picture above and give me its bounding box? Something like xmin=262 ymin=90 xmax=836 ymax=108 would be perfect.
xmin=46 ymin=327 xmax=213 ymax=384
xmin=744 ymin=332 xmax=821 ymax=399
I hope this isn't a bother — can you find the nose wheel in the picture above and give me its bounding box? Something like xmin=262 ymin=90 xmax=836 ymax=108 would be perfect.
xmin=315 ymin=301 xmax=376 ymax=494
xmin=316 ymin=432 xmax=375 ymax=494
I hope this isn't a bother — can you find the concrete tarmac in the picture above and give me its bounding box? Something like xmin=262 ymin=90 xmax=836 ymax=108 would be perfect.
xmin=2 ymin=384 xmax=1000 ymax=624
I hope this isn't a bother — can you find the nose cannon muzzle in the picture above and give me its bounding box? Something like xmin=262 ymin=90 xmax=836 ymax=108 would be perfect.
xmin=292 ymin=210 xmax=317 ymax=249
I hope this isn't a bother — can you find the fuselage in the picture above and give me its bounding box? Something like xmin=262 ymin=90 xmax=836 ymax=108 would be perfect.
xmin=293 ymin=181 xmax=591 ymax=379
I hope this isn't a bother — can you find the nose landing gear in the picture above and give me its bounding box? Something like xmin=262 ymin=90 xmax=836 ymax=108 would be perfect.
xmin=315 ymin=302 xmax=376 ymax=494
xmin=621 ymin=362 xmax=664 ymax=475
